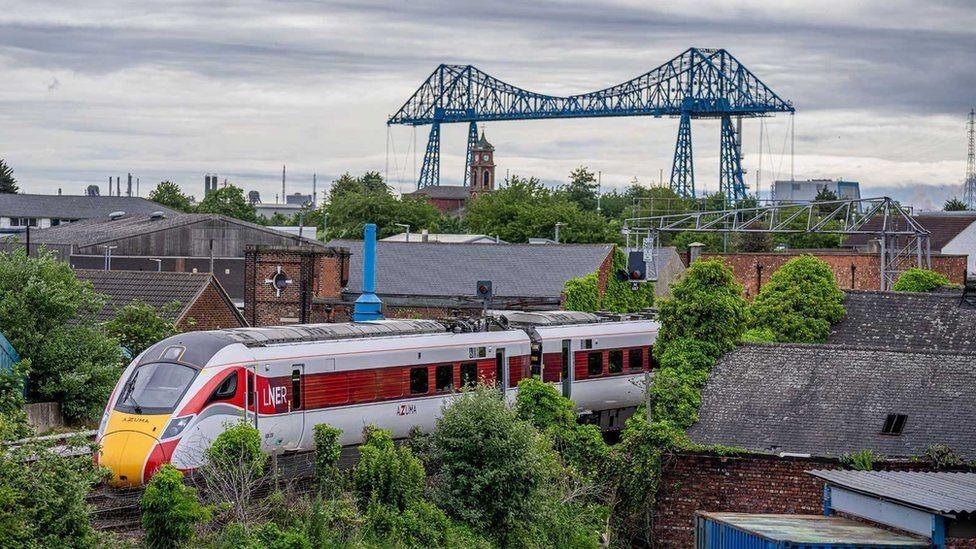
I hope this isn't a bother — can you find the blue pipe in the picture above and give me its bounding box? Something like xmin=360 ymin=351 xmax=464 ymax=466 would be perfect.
xmin=353 ymin=223 xmax=383 ymax=321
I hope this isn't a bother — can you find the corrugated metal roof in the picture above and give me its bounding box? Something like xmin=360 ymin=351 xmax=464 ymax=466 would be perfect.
xmin=0 ymin=193 xmax=177 ymax=219
xmin=808 ymin=470 xmax=976 ymax=515
xmin=221 ymin=319 xmax=447 ymax=347
xmin=698 ymin=512 xmax=926 ymax=546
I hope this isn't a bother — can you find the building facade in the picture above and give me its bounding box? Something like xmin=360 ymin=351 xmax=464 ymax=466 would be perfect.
xmin=468 ymin=133 xmax=496 ymax=195
xmin=772 ymin=179 xmax=861 ymax=203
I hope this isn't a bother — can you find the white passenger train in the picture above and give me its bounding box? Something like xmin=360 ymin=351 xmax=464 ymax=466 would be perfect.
xmin=96 ymin=311 xmax=658 ymax=486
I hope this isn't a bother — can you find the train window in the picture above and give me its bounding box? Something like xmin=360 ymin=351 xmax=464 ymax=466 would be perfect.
xmin=460 ymin=362 xmax=478 ymax=387
xmin=291 ymin=368 xmax=302 ymax=410
xmin=409 ymin=367 xmax=429 ymax=395
xmin=629 ymin=348 xmax=644 ymax=372
xmin=608 ymin=350 xmax=623 ymax=374
xmin=587 ymin=352 xmax=603 ymax=377
xmin=435 ymin=364 xmax=454 ymax=392
xmin=212 ymin=371 xmax=238 ymax=400
xmin=581 ymin=339 xmax=593 ymax=350
xmin=247 ymin=372 xmax=254 ymax=409
xmin=468 ymin=347 xmax=487 ymax=359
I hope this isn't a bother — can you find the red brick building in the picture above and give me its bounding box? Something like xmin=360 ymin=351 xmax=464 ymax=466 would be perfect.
xmin=403 ymin=133 xmax=496 ymax=215
xmin=76 ymin=269 xmax=247 ymax=331
xmin=701 ymin=251 xmax=967 ymax=298
xmin=243 ymin=245 xmax=349 ymax=327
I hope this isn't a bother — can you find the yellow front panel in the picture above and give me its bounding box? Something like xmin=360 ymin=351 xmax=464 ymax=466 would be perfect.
xmin=99 ymin=412 xmax=169 ymax=486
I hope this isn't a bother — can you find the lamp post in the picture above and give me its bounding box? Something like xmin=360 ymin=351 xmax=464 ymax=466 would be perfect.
xmin=395 ymin=223 xmax=411 ymax=242
xmin=554 ymin=222 xmax=567 ymax=243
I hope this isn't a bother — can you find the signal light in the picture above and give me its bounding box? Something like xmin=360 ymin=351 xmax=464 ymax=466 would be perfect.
xmin=476 ymin=280 xmax=493 ymax=299
xmin=631 ymin=270 xmax=642 ymax=280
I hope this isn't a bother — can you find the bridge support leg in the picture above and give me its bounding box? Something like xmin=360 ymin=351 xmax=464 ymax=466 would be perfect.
xmin=463 ymin=121 xmax=478 ymax=187
xmin=670 ymin=111 xmax=695 ymax=199
xmin=720 ymin=115 xmax=747 ymax=204
xmin=418 ymin=121 xmax=441 ymax=189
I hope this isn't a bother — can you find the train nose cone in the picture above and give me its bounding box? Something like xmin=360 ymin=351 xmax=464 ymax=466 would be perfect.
xmin=100 ymin=431 xmax=160 ymax=487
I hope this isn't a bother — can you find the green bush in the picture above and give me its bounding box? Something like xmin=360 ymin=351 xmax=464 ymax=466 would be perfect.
xmin=207 ymin=421 xmax=266 ymax=476
xmin=750 ymin=255 xmax=845 ymax=343
xmin=656 ymin=259 xmax=748 ymax=356
xmin=515 ymin=377 xmax=576 ymax=429
xmin=892 ymin=268 xmax=951 ymax=293
xmin=141 ymin=464 xmax=210 ymax=549
xmin=563 ymin=249 xmax=654 ymax=313
xmin=430 ymin=386 xmax=557 ymax=540
xmin=312 ymin=423 xmax=342 ymax=493
xmin=0 ymin=433 xmax=105 ymax=548
xmin=924 ymin=444 xmax=965 ymax=469
xmin=741 ymin=327 xmax=777 ymax=343
xmin=352 ymin=426 xmax=425 ymax=512
xmin=840 ymin=449 xmax=883 ymax=471
xmin=649 ymin=338 xmax=716 ymax=430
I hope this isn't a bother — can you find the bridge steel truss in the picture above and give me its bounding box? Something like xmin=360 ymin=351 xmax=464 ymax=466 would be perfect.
xmin=388 ymin=48 xmax=794 ymax=202
xmin=623 ymin=197 xmax=931 ymax=291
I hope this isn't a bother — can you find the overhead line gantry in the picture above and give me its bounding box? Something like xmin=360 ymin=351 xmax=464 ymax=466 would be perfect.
xmin=388 ymin=47 xmax=794 ymax=203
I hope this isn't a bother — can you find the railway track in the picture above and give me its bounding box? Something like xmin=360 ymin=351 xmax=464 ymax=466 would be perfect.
xmin=88 ymin=446 xmax=362 ymax=534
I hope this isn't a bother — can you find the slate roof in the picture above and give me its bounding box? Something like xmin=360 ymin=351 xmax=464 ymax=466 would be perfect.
xmin=327 ymin=239 xmax=613 ymax=299
xmin=0 ymin=194 xmax=176 ymax=220
xmin=687 ymin=343 xmax=976 ymax=459
xmin=75 ymin=269 xmax=244 ymax=324
xmin=845 ymin=212 xmax=976 ymax=250
xmin=404 ymin=186 xmax=472 ymax=200
xmin=23 ymin=212 xmax=324 ymax=248
xmin=828 ymin=290 xmax=976 ymax=353
xmin=808 ymin=470 xmax=976 ymax=515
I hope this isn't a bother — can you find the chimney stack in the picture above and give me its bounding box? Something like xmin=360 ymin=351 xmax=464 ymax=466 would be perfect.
xmin=281 ymin=165 xmax=286 ymax=205
xmin=116 ymin=177 xmax=121 ymax=197
xmin=127 ymin=173 xmax=132 ymax=197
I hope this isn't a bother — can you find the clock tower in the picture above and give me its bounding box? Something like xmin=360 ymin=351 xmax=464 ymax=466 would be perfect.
xmin=468 ymin=132 xmax=496 ymax=194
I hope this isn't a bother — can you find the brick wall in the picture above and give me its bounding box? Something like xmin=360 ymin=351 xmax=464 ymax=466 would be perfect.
xmin=702 ymin=252 xmax=967 ymax=298
xmin=652 ymin=451 xmax=976 ymax=547
xmin=178 ymin=281 xmax=247 ymax=331
xmin=244 ymin=245 xmax=349 ymax=327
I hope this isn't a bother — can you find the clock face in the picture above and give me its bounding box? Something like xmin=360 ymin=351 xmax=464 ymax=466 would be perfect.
xmin=482 ymin=154 xmax=489 ymax=161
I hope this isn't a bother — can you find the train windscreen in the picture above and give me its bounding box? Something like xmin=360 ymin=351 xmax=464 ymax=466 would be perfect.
xmin=114 ymin=362 xmax=198 ymax=415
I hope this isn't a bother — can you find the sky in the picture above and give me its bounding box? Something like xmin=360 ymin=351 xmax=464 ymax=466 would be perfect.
xmin=1 ymin=0 xmax=974 ymax=210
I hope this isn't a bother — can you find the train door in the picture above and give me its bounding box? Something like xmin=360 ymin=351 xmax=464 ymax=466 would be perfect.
xmin=561 ymin=339 xmax=573 ymax=398
xmin=495 ymin=348 xmax=507 ymax=391
xmin=259 ymin=364 xmax=306 ymax=452
xmin=246 ymin=366 xmax=258 ymax=428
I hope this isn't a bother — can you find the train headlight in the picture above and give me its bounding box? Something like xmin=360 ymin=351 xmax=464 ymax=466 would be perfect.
xmin=98 ymin=408 xmax=110 ymax=434
xmin=162 ymin=415 xmax=194 ymax=439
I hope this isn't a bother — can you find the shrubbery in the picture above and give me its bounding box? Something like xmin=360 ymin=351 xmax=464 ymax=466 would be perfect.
xmin=563 ymin=249 xmax=654 ymax=313
xmin=141 ymin=464 xmax=210 ymax=549
xmin=312 ymin=423 xmax=342 ymax=493
xmin=750 ymin=255 xmax=845 ymax=343
xmin=104 ymin=300 xmax=178 ymax=356
xmin=892 ymin=267 xmax=951 ymax=293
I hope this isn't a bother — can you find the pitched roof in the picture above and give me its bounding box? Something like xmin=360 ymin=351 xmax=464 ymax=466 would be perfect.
xmin=844 ymin=212 xmax=976 ymax=250
xmin=380 ymin=232 xmax=505 ymax=244
xmin=808 ymin=470 xmax=976 ymax=515
xmin=687 ymin=343 xmax=976 ymax=459
xmin=404 ymin=185 xmax=472 ymax=200
xmin=75 ymin=269 xmax=245 ymax=325
xmin=828 ymin=290 xmax=976 ymax=353
xmin=327 ymin=239 xmax=613 ymax=299
xmin=23 ymin=212 xmax=324 ymax=249
xmin=0 ymin=194 xmax=176 ymax=219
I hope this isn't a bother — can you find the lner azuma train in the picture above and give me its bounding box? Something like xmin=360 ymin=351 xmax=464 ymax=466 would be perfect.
xmin=96 ymin=311 xmax=659 ymax=486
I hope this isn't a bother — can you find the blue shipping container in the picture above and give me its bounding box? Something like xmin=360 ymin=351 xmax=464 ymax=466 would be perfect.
xmin=695 ymin=512 xmax=928 ymax=549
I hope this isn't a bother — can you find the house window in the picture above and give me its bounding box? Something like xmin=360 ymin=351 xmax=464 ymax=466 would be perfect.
xmin=629 ymin=348 xmax=644 ymax=372
xmin=587 ymin=352 xmax=603 ymax=377
xmin=409 ymin=367 xmax=428 ymax=395
xmin=435 ymin=364 xmax=454 ymax=392
xmin=881 ymin=413 xmax=907 ymax=436
xmin=483 ymin=170 xmax=490 ymax=187
xmin=608 ymin=350 xmax=623 ymax=374
xmin=460 ymin=362 xmax=478 ymax=387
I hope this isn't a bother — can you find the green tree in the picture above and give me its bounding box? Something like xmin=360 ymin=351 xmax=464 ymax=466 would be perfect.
xmin=324 ymin=188 xmax=444 ymax=240
xmin=430 ymin=386 xmax=557 ymax=539
xmin=0 ymin=159 xmax=17 ymax=194
xmin=353 ymin=426 xmax=425 ymax=512
xmin=103 ymin=300 xmax=178 ymax=356
xmin=205 ymin=422 xmax=267 ymax=525
xmin=892 ymin=267 xmax=951 ymax=292
xmin=148 ymin=181 xmax=192 ymax=212
xmin=750 ymin=255 xmax=846 ymax=343
xmin=563 ymin=166 xmax=598 ymax=211
xmin=141 ymin=464 xmax=210 ymax=549
xmin=944 ymin=197 xmax=969 ymax=211
xmin=0 ymin=250 xmax=123 ymax=422
xmin=656 ymin=259 xmax=748 ymax=357
xmin=196 ymin=185 xmax=259 ymax=223
xmin=563 ymin=249 xmax=654 ymax=313
xmin=463 ymin=175 xmax=618 ymax=243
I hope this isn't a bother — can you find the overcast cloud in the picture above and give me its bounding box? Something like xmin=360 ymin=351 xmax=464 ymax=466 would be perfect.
xmin=1 ymin=0 xmax=974 ymax=209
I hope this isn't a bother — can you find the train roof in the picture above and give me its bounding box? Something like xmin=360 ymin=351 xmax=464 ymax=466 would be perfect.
xmin=489 ymin=310 xmax=602 ymax=326
xmin=220 ymin=319 xmax=448 ymax=347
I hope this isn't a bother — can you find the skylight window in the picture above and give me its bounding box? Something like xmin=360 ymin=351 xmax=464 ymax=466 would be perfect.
xmin=881 ymin=413 xmax=907 ymax=436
